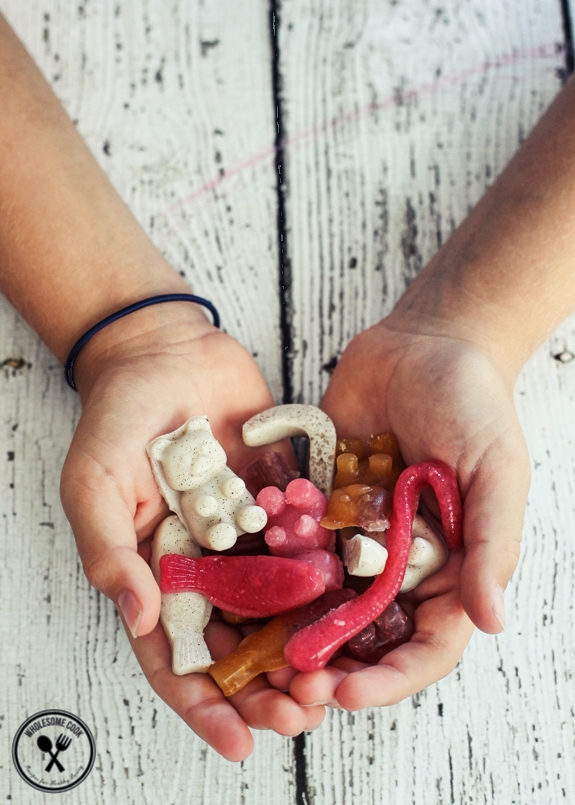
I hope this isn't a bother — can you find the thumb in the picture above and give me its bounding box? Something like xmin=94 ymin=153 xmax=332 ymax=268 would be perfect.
xmin=61 ymin=475 xmax=161 ymax=638
xmin=459 ymin=427 xmax=531 ymax=634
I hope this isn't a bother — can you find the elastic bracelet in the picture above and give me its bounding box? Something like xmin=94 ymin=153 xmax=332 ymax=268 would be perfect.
xmin=64 ymin=293 xmax=220 ymax=391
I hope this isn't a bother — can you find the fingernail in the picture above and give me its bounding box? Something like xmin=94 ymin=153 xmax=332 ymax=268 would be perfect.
xmin=118 ymin=590 xmax=142 ymax=638
xmin=492 ymin=586 xmax=506 ymax=631
xmin=305 ymin=700 xmax=339 ymax=707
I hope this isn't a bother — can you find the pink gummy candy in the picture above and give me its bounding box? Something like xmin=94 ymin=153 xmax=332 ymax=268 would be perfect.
xmin=160 ymin=553 xmax=326 ymax=618
xmin=257 ymin=478 xmax=335 ymax=557
xmin=285 ymin=460 xmax=463 ymax=672
xmin=292 ymin=549 xmax=344 ymax=592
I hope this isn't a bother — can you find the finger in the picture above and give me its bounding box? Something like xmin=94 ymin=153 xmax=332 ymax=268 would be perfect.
xmin=206 ymin=622 xmax=326 ymax=735
xmin=61 ymin=455 xmax=161 ymax=637
xmin=334 ymin=590 xmax=474 ymax=711
xmin=127 ymin=621 xmax=254 ymax=761
xmin=266 ymin=666 xmax=298 ymax=691
xmin=289 ymin=667 xmax=347 ymax=708
xmin=459 ymin=425 xmax=530 ymax=633
xmin=232 ymin=683 xmax=326 ymax=735
xmin=266 ymin=671 xmax=334 ymax=725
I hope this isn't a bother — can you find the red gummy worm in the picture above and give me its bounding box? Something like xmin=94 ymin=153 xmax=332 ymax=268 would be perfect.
xmin=284 ymin=460 xmax=463 ymax=672
xmin=159 ymin=553 xmax=326 ymax=618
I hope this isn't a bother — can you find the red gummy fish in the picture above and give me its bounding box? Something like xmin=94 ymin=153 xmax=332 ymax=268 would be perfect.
xmin=159 ymin=554 xmax=326 ymax=618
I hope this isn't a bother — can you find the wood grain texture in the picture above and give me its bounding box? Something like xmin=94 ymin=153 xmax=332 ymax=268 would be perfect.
xmin=1 ymin=0 xmax=575 ymax=803
xmin=0 ymin=2 xmax=295 ymax=803
xmin=277 ymin=0 xmax=575 ymax=803
xmin=279 ymin=0 xmax=566 ymax=403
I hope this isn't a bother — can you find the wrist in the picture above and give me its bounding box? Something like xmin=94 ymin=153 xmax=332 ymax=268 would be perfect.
xmin=384 ymin=266 xmax=525 ymax=383
xmin=72 ymin=299 xmax=217 ymax=400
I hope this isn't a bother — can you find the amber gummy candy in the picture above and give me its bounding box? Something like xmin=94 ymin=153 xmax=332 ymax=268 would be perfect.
xmin=333 ymin=432 xmax=403 ymax=490
xmin=321 ymin=483 xmax=392 ymax=531
xmin=336 ymin=437 xmax=365 ymax=459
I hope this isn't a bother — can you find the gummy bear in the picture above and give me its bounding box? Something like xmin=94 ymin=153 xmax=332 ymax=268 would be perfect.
xmin=321 ymin=483 xmax=392 ymax=532
xmin=147 ymin=416 xmax=267 ymax=551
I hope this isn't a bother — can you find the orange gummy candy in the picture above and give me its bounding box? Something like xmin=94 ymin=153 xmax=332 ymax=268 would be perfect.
xmin=208 ymin=589 xmax=356 ymax=696
xmin=333 ymin=432 xmax=405 ymax=490
xmin=336 ymin=437 xmax=366 ymax=459
xmin=320 ymin=483 xmax=392 ymax=532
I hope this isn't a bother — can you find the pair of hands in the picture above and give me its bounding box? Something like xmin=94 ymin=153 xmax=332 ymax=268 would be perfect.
xmin=60 ymin=302 xmax=530 ymax=761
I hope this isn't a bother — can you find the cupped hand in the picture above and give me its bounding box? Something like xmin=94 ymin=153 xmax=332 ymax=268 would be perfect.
xmin=60 ymin=305 xmax=324 ymax=760
xmin=289 ymin=318 xmax=530 ymax=711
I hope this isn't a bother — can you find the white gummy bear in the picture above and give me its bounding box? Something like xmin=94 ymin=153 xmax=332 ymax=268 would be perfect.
xmin=147 ymin=416 xmax=267 ymax=551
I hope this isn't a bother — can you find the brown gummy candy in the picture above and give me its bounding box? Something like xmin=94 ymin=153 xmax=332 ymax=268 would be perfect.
xmin=333 ymin=432 xmax=404 ymax=490
xmin=246 ymin=451 xmax=300 ymax=494
xmin=321 ymin=483 xmax=392 ymax=531
xmin=345 ymin=600 xmax=414 ymax=663
xmin=367 ymin=432 xmax=401 ymax=460
xmin=219 ymin=610 xmax=265 ymax=626
xmin=336 ymin=437 xmax=365 ymax=459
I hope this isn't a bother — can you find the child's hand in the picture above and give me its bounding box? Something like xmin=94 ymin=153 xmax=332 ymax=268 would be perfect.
xmin=60 ymin=305 xmax=325 ymax=760
xmin=287 ymin=318 xmax=530 ymax=710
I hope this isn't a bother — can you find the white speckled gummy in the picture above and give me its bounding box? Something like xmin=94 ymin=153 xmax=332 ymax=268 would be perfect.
xmin=147 ymin=416 xmax=267 ymax=550
xmin=151 ymin=516 xmax=213 ymax=675
xmin=242 ymin=404 xmax=336 ymax=495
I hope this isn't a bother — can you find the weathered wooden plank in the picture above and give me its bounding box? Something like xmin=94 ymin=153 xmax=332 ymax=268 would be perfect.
xmin=279 ymin=0 xmax=566 ymax=403
xmin=0 ymin=2 xmax=296 ymax=803
xmin=277 ymin=0 xmax=572 ymax=803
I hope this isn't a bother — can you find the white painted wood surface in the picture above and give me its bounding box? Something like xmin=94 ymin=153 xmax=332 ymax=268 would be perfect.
xmin=1 ymin=1 xmax=574 ymax=803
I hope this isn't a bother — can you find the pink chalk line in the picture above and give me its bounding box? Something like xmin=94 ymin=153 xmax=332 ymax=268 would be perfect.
xmin=153 ymin=40 xmax=564 ymax=232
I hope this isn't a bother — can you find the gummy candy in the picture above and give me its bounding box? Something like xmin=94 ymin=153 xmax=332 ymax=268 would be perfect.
xmin=341 ymin=514 xmax=448 ymax=588
xmin=151 ymin=516 xmax=212 ymax=675
xmin=345 ymin=600 xmax=414 ymax=663
xmin=321 ymin=484 xmax=392 ymax=532
xmin=333 ymin=432 xmax=405 ymax=490
xmin=243 ymin=404 xmax=337 ymax=495
xmin=160 ymin=554 xmax=326 ymax=618
xmin=292 ymin=549 xmax=344 ymax=592
xmin=342 ymin=533 xmax=388 ymax=577
xmin=367 ymin=432 xmax=402 ymax=461
xmin=257 ymin=479 xmax=334 ymax=556
xmin=209 ymin=589 xmax=357 ymax=696
xmin=148 ymin=416 xmax=267 ymax=551
xmin=246 ymin=451 xmax=300 ymax=494
xmin=336 ymin=437 xmax=365 ymax=459
xmin=334 ymin=452 xmax=393 ymax=489
xmin=284 ymin=460 xmax=463 ymax=672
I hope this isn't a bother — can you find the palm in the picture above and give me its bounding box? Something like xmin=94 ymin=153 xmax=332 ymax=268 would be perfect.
xmin=61 ymin=330 xmax=323 ymax=760
xmin=289 ymin=322 xmax=530 ymax=711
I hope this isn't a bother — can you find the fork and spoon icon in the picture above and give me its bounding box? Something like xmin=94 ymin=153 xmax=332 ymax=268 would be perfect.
xmin=36 ymin=734 xmax=72 ymax=773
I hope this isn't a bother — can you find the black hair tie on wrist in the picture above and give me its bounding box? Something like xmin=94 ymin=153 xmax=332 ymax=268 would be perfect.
xmin=64 ymin=293 xmax=220 ymax=391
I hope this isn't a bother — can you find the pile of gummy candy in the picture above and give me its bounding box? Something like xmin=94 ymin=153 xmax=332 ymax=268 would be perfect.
xmin=146 ymin=404 xmax=462 ymax=696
